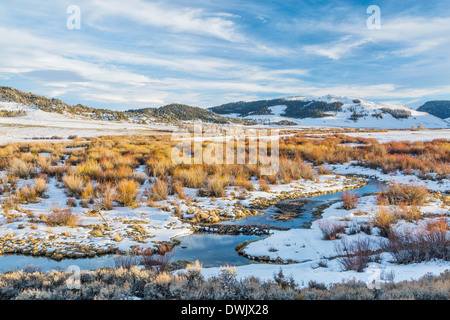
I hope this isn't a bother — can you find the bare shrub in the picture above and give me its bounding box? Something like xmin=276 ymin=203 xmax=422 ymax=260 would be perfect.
xmin=16 ymin=184 xmax=38 ymax=203
xmin=7 ymin=158 xmax=35 ymax=179
xmin=168 ymin=180 xmax=186 ymax=199
xmin=63 ymin=174 xmax=85 ymax=198
xmin=100 ymin=183 xmax=117 ymax=210
xmin=198 ymin=174 xmax=229 ymax=198
xmin=425 ymin=218 xmax=449 ymax=233
xmin=114 ymin=254 xmax=139 ymax=269
xmin=318 ymin=220 xmax=346 ymax=240
xmin=134 ymin=244 xmax=173 ymax=272
xmin=395 ymin=203 xmax=421 ymax=222
xmin=234 ymin=177 xmax=254 ymax=191
xmin=372 ymin=206 xmax=397 ymax=237
xmin=317 ymin=165 xmax=331 ymax=175
xmin=173 ymin=167 xmax=207 ymax=188
xmin=258 ymin=179 xmax=271 ymax=192
xmin=46 ymin=206 xmax=79 ymax=227
xmin=149 ymin=179 xmax=168 ymax=201
xmin=384 ymin=183 xmax=428 ymax=206
xmin=298 ymin=162 xmax=316 ymax=181
xmin=341 ymin=191 xmax=358 ymax=210
xmin=334 ymin=237 xmax=375 ymax=272
xmin=33 ymin=177 xmax=48 ymax=196
xmin=381 ymin=228 xmax=449 ymax=264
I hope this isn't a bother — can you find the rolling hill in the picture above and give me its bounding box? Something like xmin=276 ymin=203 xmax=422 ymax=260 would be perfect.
xmin=0 ymin=86 xmax=448 ymax=129
xmin=0 ymin=86 xmax=242 ymax=124
xmin=210 ymin=95 xmax=449 ymax=129
xmin=417 ymin=101 xmax=450 ymax=120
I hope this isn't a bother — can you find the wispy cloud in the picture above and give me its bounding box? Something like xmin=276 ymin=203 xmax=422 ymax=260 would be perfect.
xmin=303 ymin=38 xmax=370 ymax=60
xmin=299 ymin=15 xmax=450 ymax=60
xmin=0 ymin=0 xmax=449 ymax=108
xmin=87 ymin=0 xmax=243 ymax=42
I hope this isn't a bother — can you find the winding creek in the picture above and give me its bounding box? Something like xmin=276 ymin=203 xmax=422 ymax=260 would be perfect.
xmin=0 ymin=179 xmax=384 ymax=273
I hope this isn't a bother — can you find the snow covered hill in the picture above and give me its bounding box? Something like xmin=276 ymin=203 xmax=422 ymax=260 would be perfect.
xmin=210 ymin=95 xmax=449 ymax=129
xmin=0 ymin=101 xmax=176 ymax=144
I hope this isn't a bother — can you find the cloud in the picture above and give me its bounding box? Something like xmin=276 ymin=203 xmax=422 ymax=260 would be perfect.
xmin=303 ymin=38 xmax=370 ymax=60
xmin=86 ymin=0 xmax=243 ymax=42
xmin=299 ymin=15 xmax=450 ymax=60
xmin=0 ymin=1 xmax=449 ymax=108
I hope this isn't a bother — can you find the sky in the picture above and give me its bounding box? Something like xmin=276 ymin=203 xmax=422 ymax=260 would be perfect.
xmin=0 ymin=0 xmax=449 ymax=110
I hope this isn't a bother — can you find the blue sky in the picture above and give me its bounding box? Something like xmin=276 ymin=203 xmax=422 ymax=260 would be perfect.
xmin=0 ymin=0 xmax=449 ymax=110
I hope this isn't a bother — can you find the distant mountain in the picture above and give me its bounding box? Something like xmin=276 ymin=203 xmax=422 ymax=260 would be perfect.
xmin=0 ymin=86 xmax=244 ymax=124
xmin=417 ymin=101 xmax=450 ymax=120
xmin=211 ymin=97 xmax=344 ymax=119
xmin=209 ymin=95 xmax=449 ymax=129
xmin=0 ymin=86 xmax=132 ymax=121
xmin=128 ymin=104 xmax=241 ymax=124
xmin=1 ymin=86 xmax=448 ymax=128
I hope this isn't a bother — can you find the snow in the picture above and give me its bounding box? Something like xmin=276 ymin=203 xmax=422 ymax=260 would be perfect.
xmin=199 ymin=192 xmax=449 ymax=288
xmin=0 ymin=101 xmax=176 ymax=144
xmin=1 ymin=99 xmax=449 ymax=287
xmin=0 ymin=171 xmax=193 ymax=255
xmin=331 ymin=162 xmax=450 ymax=192
xmin=319 ymin=129 xmax=450 ymax=143
xmin=223 ymin=96 xmax=449 ymax=129
xmin=200 ymin=258 xmax=449 ymax=289
xmin=268 ymin=105 xmax=287 ymax=116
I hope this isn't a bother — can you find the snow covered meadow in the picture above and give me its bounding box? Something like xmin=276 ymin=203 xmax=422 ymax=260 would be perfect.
xmin=0 ymin=114 xmax=448 ymax=298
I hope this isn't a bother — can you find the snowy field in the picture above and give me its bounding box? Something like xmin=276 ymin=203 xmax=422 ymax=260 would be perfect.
xmin=0 ymin=100 xmax=448 ymax=291
xmin=318 ymin=129 xmax=450 ymax=143
xmin=0 ymin=102 xmax=175 ymax=144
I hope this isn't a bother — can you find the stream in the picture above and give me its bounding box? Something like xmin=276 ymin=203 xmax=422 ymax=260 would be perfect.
xmin=0 ymin=179 xmax=384 ymax=273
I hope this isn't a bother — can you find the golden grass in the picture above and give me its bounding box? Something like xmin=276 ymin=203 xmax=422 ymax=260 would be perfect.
xmin=173 ymin=167 xmax=207 ymax=188
xmin=63 ymin=174 xmax=85 ymax=197
xmin=258 ymin=179 xmax=271 ymax=192
xmin=45 ymin=205 xmax=79 ymax=227
xmin=384 ymin=183 xmax=429 ymax=206
xmin=77 ymin=159 xmax=100 ymax=178
xmin=146 ymin=158 xmax=173 ymax=179
xmin=7 ymin=158 xmax=35 ymax=178
xmin=116 ymin=179 xmax=140 ymax=207
xmin=234 ymin=177 xmax=255 ymax=191
xmin=81 ymin=181 xmax=95 ymax=200
xmin=198 ymin=174 xmax=230 ymax=198
xmin=148 ymin=179 xmax=168 ymax=202
xmin=169 ymin=180 xmax=186 ymax=199
xmin=100 ymin=183 xmax=117 ymax=210
xmin=16 ymin=185 xmax=38 ymax=203
xmin=372 ymin=206 xmax=398 ymax=237
xmin=33 ymin=177 xmax=48 ymax=196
